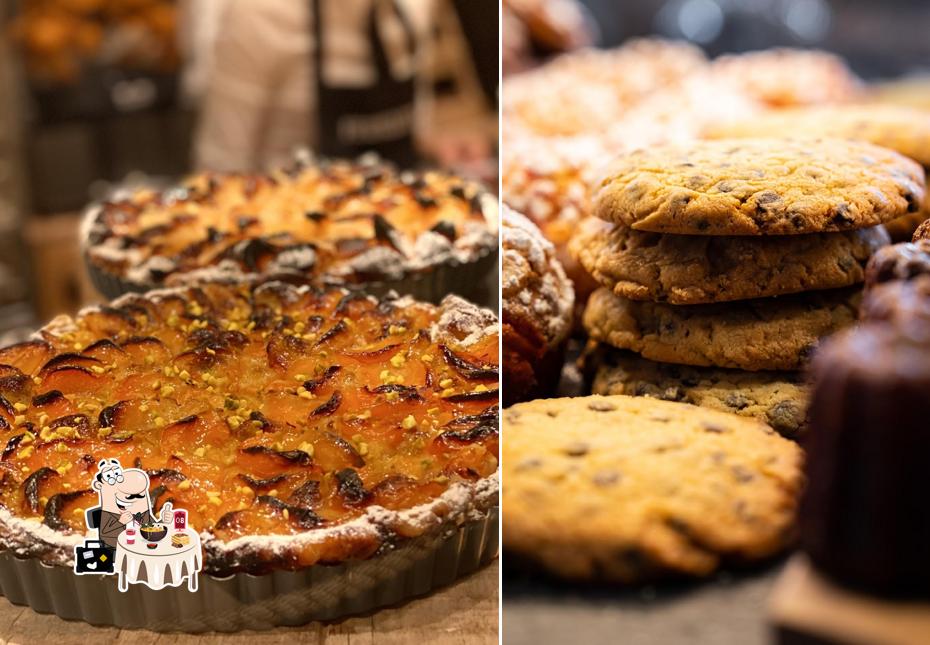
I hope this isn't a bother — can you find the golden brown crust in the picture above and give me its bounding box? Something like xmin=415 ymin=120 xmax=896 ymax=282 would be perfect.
xmin=501 ymin=207 xmax=574 ymax=405
xmin=0 ymin=281 xmax=499 ymax=575
xmin=503 ymin=395 xmax=802 ymax=583
xmin=593 ymin=138 xmax=926 ymax=236
xmin=570 ymin=218 xmax=889 ymax=304
xmin=583 ymin=287 xmax=860 ymax=372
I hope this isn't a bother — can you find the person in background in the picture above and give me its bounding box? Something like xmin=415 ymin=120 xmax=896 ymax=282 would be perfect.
xmin=189 ymin=0 xmax=496 ymax=176
xmin=502 ymin=0 xmax=597 ymax=74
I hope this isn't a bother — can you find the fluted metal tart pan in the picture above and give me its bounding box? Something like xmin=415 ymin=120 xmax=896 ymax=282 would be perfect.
xmin=0 ymin=507 xmax=497 ymax=632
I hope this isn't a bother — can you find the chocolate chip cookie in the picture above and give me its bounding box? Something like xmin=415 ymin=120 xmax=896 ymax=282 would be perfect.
xmin=583 ymin=287 xmax=860 ymax=371
xmin=570 ymin=218 xmax=889 ymax=305
xmin=590 ymin=346 xmax=809 ymax=437
xmin=593 ymin=139 xmax=925 ymax=235
xmin=503 ymin=395 xmax=802 ymax=582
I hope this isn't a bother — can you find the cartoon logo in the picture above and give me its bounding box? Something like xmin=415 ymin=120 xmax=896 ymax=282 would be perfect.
xmin=74 ymin=458 xmax=202 ymax=592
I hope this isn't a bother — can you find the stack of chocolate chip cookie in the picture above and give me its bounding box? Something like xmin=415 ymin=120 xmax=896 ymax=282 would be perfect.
xmin=572 ymin=138 xmax=926 ymax=437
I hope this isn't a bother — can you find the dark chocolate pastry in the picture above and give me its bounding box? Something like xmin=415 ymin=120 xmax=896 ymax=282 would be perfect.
xmin=863 ymin=239 xmax=930 ymax=292
xmin=860 ymin=274 xmax=930 ymax=324
xmin=802 ymin=323 xmax=930 ymax=597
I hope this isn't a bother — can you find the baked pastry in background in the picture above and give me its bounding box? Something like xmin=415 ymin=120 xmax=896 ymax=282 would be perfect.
xmin=83 ymin=154 xmax=498 ymax=301
xmin=502 ymin=206 xmax=574 ymax=406
xmin=502 ymin=134 xmax=608 ymax=307
xmin=863 ymin=239 xmax=930 ymax=291
xmin=860 ymin=276 xmax=930 ymax=325
xmin=503 ymin=395 xmax=802 ymax=582
xmin=503 ymin=38 xmax=707 ymax=137
xmin=705 ymin=104 xmax=930 ymax=167
xmin=710 ymin=48 xmax=862 ymax=108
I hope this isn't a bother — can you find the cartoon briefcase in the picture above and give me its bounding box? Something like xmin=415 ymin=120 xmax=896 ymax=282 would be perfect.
xmin=73 ymin=539 xmax=115 ymax=575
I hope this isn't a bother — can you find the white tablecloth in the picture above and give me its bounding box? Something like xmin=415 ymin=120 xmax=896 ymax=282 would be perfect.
xmin=116 ymin=528 xmax=201 ymax=592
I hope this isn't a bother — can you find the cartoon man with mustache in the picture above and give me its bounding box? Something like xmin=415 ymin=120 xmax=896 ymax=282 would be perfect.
xmin=91 ymin=459 xmax=173 ymax=550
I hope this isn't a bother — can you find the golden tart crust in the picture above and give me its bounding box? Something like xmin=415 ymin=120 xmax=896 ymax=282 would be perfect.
xmin=0 ymin=281 xmax=499 ymax=575
xmin=83 ymin=155 xmax=498 ymax=291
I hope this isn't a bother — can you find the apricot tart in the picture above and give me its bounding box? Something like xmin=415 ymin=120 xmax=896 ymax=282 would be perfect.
xmin=82 ymin=155 xmax=498 ymax=301
xmin=0 ymin=281 xmax=499 ymax=575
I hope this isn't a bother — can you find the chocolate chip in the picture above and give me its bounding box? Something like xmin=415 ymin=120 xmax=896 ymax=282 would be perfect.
xmin=587 ymin=400 xmax=616 ymax=412
xmin=563 ymin=442 xmax=589 ymax=457
xmin=724 ymin=393 xmax=750 ymax=410
xmin=755 ymin=190 xmax=781 ymax=206
xmin=660 ymin=387 xmax=686 ymax=402
xmin=731 ymin=465 xmax=755 ymax=483
xmin=237 ymin=216 xmax=259 ymax=230
xmin=831 ymin=203 xmax=853 ymax=226
xmin=305 ymin=211 xmax=326 ymax=223
xmin=431 ymin=220 xmax=457 ymax=241
xmin=904 ymin=189 xmax=920 ymax=213
xmin=515 ymin=457 xmax=541 ymax=471
xmin=765 ymin=400 xmax=803 ymax=436
xmin=415 ymin=194 xmax=438 ymax=209
xmin=592 ymin=470 xmax=620 ymax=487
xmin=716 ymin=181 xmax=735 ymax=193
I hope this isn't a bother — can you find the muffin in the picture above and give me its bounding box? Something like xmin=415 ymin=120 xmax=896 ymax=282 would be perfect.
xmin=502 ymin=206 xmax=574 ymax=406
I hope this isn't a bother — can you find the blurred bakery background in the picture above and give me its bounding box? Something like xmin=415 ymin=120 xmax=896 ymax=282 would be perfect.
xmin=505 ymin=0 xmax=930 ymax=79
xmin=0 ymin=0 xmax=498 ymax=345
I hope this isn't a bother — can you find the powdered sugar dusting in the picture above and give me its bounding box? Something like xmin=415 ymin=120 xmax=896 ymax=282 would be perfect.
xmin=432 ymin=295 xmax=499 ymax=348
xmin=502 ymin=207 xmax=574 ymax=345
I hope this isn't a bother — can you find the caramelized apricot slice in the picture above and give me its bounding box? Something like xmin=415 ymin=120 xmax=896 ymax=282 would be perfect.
xmin=41 ymin=367 xmax=102 ymax=395
xmin=0 ymin=341 xmax=53 ymax=376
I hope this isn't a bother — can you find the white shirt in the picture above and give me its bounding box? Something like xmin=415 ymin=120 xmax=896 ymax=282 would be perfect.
xmin=193 ymin=0 xmax=494 ymax=171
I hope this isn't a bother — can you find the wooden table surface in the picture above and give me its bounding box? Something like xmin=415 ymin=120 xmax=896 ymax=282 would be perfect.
xmin=0 ymin=560 xmax=498 ymax=645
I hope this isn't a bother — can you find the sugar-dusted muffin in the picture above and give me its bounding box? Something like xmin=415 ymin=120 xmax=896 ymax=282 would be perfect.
xmin=502 ymin=206 xmax=574 ymax=406
xmin=502 ymin=134 xmax=608 ymax=305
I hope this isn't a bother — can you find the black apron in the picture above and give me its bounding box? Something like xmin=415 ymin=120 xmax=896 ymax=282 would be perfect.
xmin=311 ymin=0 xmax=419 ymax=167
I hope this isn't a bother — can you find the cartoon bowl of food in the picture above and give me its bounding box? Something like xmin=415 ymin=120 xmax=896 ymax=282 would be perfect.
xmin=139 ymin=523 xmax=167 ymax=543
